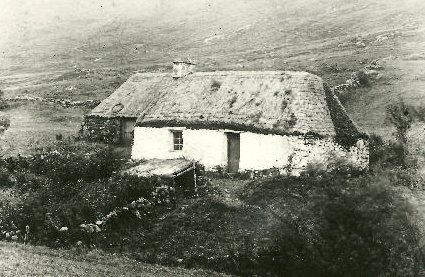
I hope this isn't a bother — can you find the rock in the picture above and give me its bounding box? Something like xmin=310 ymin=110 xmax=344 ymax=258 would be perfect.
xmin=59 ymin=227 xmax=68 ymax=232
xmin=356 ymin=41 xmax=366 ymax=47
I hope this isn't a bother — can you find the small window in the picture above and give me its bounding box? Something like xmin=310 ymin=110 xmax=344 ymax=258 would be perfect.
xmin=172 ymin=131 xmax=183 ymax=151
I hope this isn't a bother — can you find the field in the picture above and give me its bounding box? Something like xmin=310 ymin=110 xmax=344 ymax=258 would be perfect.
xmin=0 ymin=102 xmax=88 ymax=156
xmin=0 ymin=242 xmax=226 ymax=277
xmin=0 ymin=0 xmax=425 ymax=149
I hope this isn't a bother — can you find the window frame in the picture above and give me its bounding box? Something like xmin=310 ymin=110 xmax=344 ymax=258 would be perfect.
xmin=171 ymin=130 xmax=184 ymax=151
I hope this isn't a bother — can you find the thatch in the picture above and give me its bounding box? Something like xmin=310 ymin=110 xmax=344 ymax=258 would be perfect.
xmin=88 ymin=73 xmax=175 ymax=118
xmin=90 ymin=70 xmax=362 ymax=138
xmin=324 ymin=84 xmax=365 ymax=141
xmin=136 ymin=71 xmax=344 ymax=137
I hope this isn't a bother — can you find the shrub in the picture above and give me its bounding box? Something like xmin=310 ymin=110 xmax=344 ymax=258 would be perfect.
xmin=352 ymin=69 xmax=370 ymax=86
xmin=27 ymin=141 xmax=124 ymax=183
xmin=303 ymin=155 xmax=364 ymax=178
xmin=239 ymin=173 xmax=424 ymax=277
xmin=0 ymin=167 xmax=13 ymax=188
xmin=369 ymin=133 xmax=413 ymax=168
xmin=0 ymin=140 xmax=177 ymax=246
xmin=4 ymin=172 xmax=176 ymax=246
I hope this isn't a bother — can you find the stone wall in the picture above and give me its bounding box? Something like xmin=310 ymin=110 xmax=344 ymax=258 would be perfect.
xmin=80 ymin=116 xmax=122 ymax=144
xmin=239 ymin=134 xmax=368 ymax=175
xmin=287 ymin=136 xmax=369 ymax=176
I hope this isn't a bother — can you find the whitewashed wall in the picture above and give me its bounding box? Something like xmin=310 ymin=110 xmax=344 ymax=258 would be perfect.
xmin=131 ymin=126 xmax=369 ymax=174
xmin=239 ymin=132 xmax=292 ymax=171
xmin=131 ymin=127 xmax=227 ymax=169
xmin=287 ymin=137 xmax=369 ymax=175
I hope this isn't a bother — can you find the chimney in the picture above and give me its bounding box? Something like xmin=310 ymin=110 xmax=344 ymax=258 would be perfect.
xmin=172 ymin=58 xmax=196 ymax=78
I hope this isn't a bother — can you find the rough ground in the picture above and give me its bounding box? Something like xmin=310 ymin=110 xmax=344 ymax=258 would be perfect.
xmin=0 ymin=0 xmax=424 ymax=148
xmin=0 ymin=242 xmax=227 ymax=277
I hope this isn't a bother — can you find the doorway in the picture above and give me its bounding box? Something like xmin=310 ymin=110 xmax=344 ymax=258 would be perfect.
xmin=226 ymin=132 xmax=240 ymax=173
xmin=121 ymin=119 xmax=136 ymax=145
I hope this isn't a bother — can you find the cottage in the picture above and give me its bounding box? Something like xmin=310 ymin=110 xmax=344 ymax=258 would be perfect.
xmin=86 ymin=60 xmax=369 ymax=174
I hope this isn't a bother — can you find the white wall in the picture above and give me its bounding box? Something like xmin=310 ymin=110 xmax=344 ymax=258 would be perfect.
xmin=288 ymin=137 xmax=369 ymax=175
xmin=183 ymin=128 xmax=228 ymax=169
xmin=239 ymin=132 xmax=292 ymax=171
xmin=131 ymin=126 xmax=369 ymax=174
xmin=131 ymin=127 xmax=227 ymax=170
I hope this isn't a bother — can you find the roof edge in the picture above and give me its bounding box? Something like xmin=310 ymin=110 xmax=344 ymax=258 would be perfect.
xmin=135 ymin=119 xmax=327 ymax=138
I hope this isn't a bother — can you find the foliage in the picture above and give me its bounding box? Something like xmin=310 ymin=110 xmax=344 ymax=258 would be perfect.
xmin=368 ymin=133 xmax=412 ymax=168
xmin=3 ymin=141 xmax=124 ymax=184
xmin=80 ymin=117 xmax=122 ymax=144
xmin=303 ymin=154 xmax=365 ymax=178
xmin=235 ymin=173 xmax=424 ymax=277
xmin=385 ymin=100 xmax=418 ymax=168
xmin=0 ymin=140 xmax=180 ymax=246
xmin=352 ymin=69 xmax=371 ymax=86
xmin=386 ymin=100 xmax=414 ymax=144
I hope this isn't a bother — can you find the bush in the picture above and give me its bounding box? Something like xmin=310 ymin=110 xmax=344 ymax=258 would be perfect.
xmin=5 ymin=141 xmax=125 ymax=184
xmin=369 ymin=133 xmax=413 ymax=168
xmin=3 ymin=172 xmax=175 ymax=247
xmin=0 ymin=167 xmax=13 ymax=188
xmin=238 ymin=173 xmax=424 ymax=277
xmin=0 ymin=140 xmax=179 ymax=246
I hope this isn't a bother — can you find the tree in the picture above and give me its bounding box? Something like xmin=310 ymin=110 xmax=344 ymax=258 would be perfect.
xmin=386 ymin=100 xmax=425 ymax=168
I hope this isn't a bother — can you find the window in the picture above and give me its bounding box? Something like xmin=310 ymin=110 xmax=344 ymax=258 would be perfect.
xmin=172 ymin=131 xmax=183 ymax=151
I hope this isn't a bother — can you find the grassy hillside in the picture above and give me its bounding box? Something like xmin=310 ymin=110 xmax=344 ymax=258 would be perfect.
xmin=0 ymin=242 xmax=226 ymax=277
xmin=0 ymin=0 xmax=425 ymax=145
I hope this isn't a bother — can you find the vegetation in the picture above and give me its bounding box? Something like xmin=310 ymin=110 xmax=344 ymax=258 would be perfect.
xmin=0 ymin=242 xmax=224 ymax=277
xmin=1 ymin=107 xmax=425 ymax=275
xmin=0 ymin=141 xmax=181 ymax=248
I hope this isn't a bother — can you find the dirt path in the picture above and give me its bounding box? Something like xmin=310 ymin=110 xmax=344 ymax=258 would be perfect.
xmin=0 ymin=242 xmax=227 ymax=277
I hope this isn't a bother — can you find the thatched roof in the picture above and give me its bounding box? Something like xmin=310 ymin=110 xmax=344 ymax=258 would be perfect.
xmin=88 ymin=73 xmax=175 ymax=118
xmin=90 ymin=70 xmax=362 ymax=138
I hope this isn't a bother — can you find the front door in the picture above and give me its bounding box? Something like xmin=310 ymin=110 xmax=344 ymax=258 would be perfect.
xmin=227 ymin=133 xmax=240 ymax=173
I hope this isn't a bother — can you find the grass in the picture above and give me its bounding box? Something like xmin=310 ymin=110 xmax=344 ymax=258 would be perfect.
xmin=0 ymin=242 xmax=227 ymax=277
xmin=0 ymin=0 xmax=424 ymax=151
xmin=0 ymin=102 xmax=88 ymax=156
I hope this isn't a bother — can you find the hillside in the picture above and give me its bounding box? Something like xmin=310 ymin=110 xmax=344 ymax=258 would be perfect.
xmin=0 ymin=241 xmax=226 ymax=277
xmin=0 ymin=0 xmax=425 ymax=147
